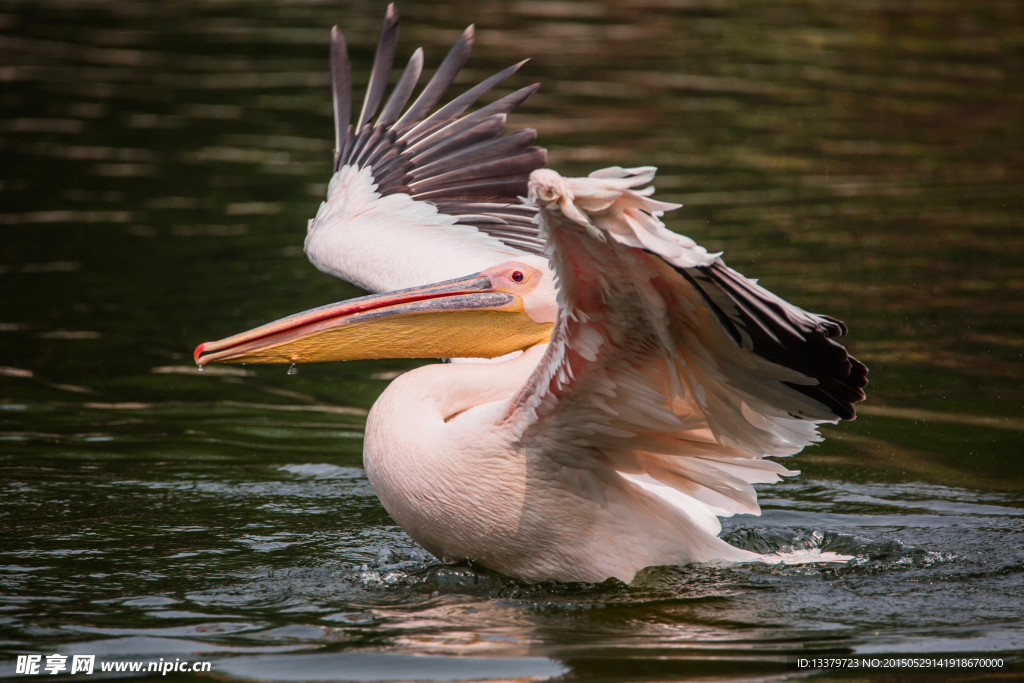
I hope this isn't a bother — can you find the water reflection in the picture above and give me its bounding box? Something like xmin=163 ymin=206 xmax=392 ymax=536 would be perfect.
xmin=1 ymin=0 xmax=1022 ymax=680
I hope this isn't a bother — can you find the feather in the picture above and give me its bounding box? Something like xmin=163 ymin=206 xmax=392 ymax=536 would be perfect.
xmin=409 ymin=149 xmax=546 ymax=194
xmin=401 ymin=60 xmax=529 ymax=143
xmin=395 ymin=25 xmax=474 ymax=130
xmin=377 ymin=48 xmax=423 ymax=128
xmin=357 ymin=3 xmax=399 ymax=130
xmin=412 ymin=129 xmax=539 ymax=181
xmin=330 ymin=26 xmax=351 ymax=172
xmin=404 ymin=85 xmax=541 ymax=155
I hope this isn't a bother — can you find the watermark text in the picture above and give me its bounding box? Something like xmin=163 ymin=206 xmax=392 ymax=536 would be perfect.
xmin=15 ymin=655 xmax=212 ymax=675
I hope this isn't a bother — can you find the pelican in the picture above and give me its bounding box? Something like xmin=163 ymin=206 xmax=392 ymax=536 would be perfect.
xmin=195 ymin=6 xmax=867 ymax=583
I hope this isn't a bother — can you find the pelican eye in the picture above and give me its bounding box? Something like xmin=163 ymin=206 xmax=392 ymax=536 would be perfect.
xmin=511 ymin=271 xmax=525 ymax=283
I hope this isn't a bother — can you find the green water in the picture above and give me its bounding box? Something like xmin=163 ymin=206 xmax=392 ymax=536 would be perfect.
xmin=1 ymin=0 xmax=1022 ymax=680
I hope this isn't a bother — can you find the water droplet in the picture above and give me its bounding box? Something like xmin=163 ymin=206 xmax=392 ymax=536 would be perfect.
xmin=287 ymin=364 xmax=298 ymax=376
xmin=197 ymin=365 xmax=204 ymax=373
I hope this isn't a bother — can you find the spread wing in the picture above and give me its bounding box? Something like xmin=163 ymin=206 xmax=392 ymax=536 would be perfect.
xmin=507 ymin=167 xmax=867 ymax=549
xmin=304 ymin=4 xmax=549 ymax=294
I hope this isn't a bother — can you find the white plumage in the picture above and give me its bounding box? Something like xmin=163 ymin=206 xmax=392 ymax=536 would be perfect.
xmin=305 ymin=164 xmax=547 ymax=294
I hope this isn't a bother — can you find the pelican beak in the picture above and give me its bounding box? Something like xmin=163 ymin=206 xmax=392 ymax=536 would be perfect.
xmin=194 ymin=271 xmax=552 ymax=366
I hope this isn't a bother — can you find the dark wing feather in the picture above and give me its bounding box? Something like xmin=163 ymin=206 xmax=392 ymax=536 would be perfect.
xmin=412 ymin=128 xmax=538 ymax=180
xmin=395 ymin=26 xmax=474 ymax=131
xmin=329 ymin=5 xmax=546 ymax=255
xmin=409 ymin=149 xmax=547 ymax=195
xmin=677 ymin=261 xmax=867 ymax=420
xmin=357 ymin=4 xmax=399 ymax=130
xmin=330 ymin=26 xmax=351 ymax=172
xmin=377 ymin=49 xmax=423 ymax=127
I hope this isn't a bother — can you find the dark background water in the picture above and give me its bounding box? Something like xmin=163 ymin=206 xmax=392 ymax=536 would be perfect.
xmin=1 ymin=0 xmax=1022 ymax=680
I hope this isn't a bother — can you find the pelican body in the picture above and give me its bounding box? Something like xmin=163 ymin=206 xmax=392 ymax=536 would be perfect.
xmin=196 ymin=6 xmax=867 ymax=583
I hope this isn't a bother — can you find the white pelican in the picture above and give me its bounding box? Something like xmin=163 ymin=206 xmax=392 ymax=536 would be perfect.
xmin=195 ymin=5 xmax=867 ymax=583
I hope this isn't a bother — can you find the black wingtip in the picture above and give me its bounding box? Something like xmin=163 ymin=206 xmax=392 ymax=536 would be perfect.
xmin=678 ymin=261 xmax=869 ymax=422
xmin=821 ymin=314 xmax=848 ymax=337
xmin=849 ymin=356 xmax=869 ymax=386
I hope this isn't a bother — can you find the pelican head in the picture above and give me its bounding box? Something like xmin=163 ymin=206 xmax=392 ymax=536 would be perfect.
xmin=194 ymin=261 xmax=554 ymax=366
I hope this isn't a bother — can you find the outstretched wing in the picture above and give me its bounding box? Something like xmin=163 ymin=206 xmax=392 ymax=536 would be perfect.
xmin=508 ymin=167 xmax=867 ymax=543
xmin=305 ymin=4 xmax=549 ymax=294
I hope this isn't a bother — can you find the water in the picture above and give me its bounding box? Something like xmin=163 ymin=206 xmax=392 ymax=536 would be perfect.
xmin=1 ymin=0 xmax=1022 ymax=680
